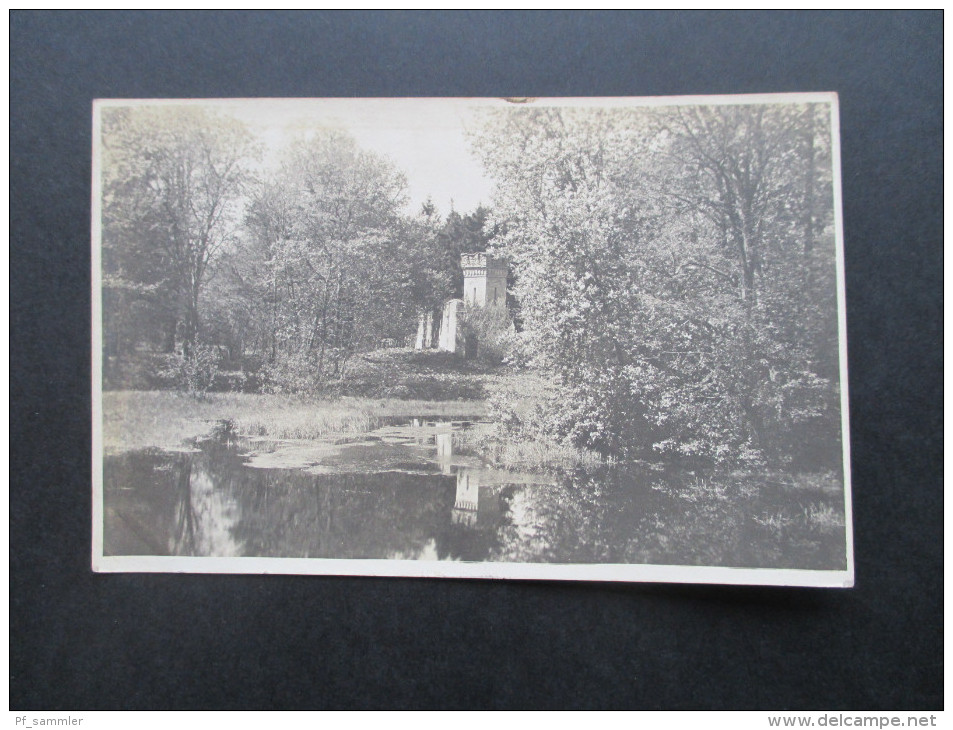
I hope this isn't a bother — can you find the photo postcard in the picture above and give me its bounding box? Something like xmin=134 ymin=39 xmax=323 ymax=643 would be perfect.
xmin=92 ymin=94 xmax=853 ymax=586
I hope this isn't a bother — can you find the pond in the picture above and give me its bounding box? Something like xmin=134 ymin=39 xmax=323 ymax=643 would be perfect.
xmin=102 ymin=416 xmax=847 ymax=570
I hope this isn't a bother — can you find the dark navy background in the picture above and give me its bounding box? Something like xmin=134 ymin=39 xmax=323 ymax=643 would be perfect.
xmin=10 ymin=11 xmax=942 ymax=709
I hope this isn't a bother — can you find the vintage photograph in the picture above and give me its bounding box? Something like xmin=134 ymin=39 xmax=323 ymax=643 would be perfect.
xmin=92 ymin=95 xmax=852 ymax=586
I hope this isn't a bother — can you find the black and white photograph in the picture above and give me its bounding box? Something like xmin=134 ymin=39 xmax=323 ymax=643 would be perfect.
xmin=92 ymin=95 xmax=852 ymax=586
xmin=14 ymin=10 xmax=942 ymax=714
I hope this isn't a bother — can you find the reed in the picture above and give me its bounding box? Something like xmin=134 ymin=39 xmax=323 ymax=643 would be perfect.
xmin=102 ymin=390 xmax=489 ymax=453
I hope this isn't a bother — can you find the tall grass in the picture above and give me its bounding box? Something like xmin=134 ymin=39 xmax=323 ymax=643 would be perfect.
xmin=102 ymin=390 xmax=489 ymax=454
xmin=455 ymin=422 xmax=604 ymax=473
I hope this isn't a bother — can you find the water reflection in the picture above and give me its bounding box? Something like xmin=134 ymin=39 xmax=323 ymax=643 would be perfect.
xmin=171 ymin=458 xmax=243 ymax=557
xmin=452 ymin=471 xmax=479 ymax=526
xmin=435 ymin=431 xmax=453 ymax=474
xmin=103 ymin=417 xmax=846 ymax=570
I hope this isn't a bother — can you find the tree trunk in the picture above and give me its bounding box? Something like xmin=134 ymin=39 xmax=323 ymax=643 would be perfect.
xmin=181 ymin=278 xmax=201 ymax=357
xmin=163 ymin=314 xmax=178 ymax=354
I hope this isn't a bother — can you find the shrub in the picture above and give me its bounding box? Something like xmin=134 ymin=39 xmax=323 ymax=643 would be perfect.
xmin=260 ymin=352 xmax=328 ymax=395
xmin=210 ymin=370 xmax=262 ymax=393
xmin=158 ymin=344 xmax=223 ymax=397
xmin=459 ymin=303 xmax=517 ymax=363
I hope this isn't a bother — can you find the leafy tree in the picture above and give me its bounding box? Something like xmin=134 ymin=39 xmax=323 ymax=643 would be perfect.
xmin=650 ymin=103 xmax=838 ymax=460
xmin=101 ymin=106 xmax=254 ymax=371
xmin=240 ymin=131 xmax=416 ymax=389
xmin=473 ymin=104 xmax=840 ymax=464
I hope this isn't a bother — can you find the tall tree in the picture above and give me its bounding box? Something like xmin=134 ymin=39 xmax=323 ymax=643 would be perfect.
xmin=101 ymin=106 xmax=254 ymax=361
xmin=474 ymin=103 xmax=839 ymax=464
xmin=652 ymin=103 xmax=838 ymax=456
xmin=240 ymin=131 xmax=412 ymax=388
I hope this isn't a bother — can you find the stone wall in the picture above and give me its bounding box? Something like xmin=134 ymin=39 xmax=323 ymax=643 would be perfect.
xmin=437 ymin=299 xmax=464 ymax=352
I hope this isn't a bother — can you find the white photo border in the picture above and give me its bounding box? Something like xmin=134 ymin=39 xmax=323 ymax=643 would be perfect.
xmin=91 ymin=93 xmax=854 ymax=588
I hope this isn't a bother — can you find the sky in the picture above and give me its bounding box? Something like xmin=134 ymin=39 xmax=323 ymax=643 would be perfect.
xmin=223 ymin=98 xmax=498 ymax=216
xmin=99 ymin=94 xmax=831 ymax=218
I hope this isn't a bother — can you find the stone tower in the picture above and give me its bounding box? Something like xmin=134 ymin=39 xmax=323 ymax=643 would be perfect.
xmin=461 ymin=252 xmax=507 ymax=307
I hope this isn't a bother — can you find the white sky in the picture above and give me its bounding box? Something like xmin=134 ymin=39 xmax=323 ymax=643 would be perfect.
xmin=223 ymin=98 xmax=498 ymax=216
xmin=99 ymin=94 xmax=834 ymax=218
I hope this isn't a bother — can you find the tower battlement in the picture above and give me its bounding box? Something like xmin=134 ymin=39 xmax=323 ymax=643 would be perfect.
xmin=461 ymin=252 xmax=507 ymax=274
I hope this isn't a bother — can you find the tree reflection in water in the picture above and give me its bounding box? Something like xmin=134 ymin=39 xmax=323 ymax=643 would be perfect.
xmin=170 ymin=454 xmax=243 ymax=557
xmin=103 ymin=418 xmax=846 ymax=570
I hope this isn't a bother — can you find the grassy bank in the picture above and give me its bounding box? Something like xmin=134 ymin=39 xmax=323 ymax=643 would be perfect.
xmin=101 ymin=390 xmax=489 ymax=454
xmin=101 ymin=348 xmax=608 ymax=472
xmin=102 ymin=349 xmax=502 ymax=454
